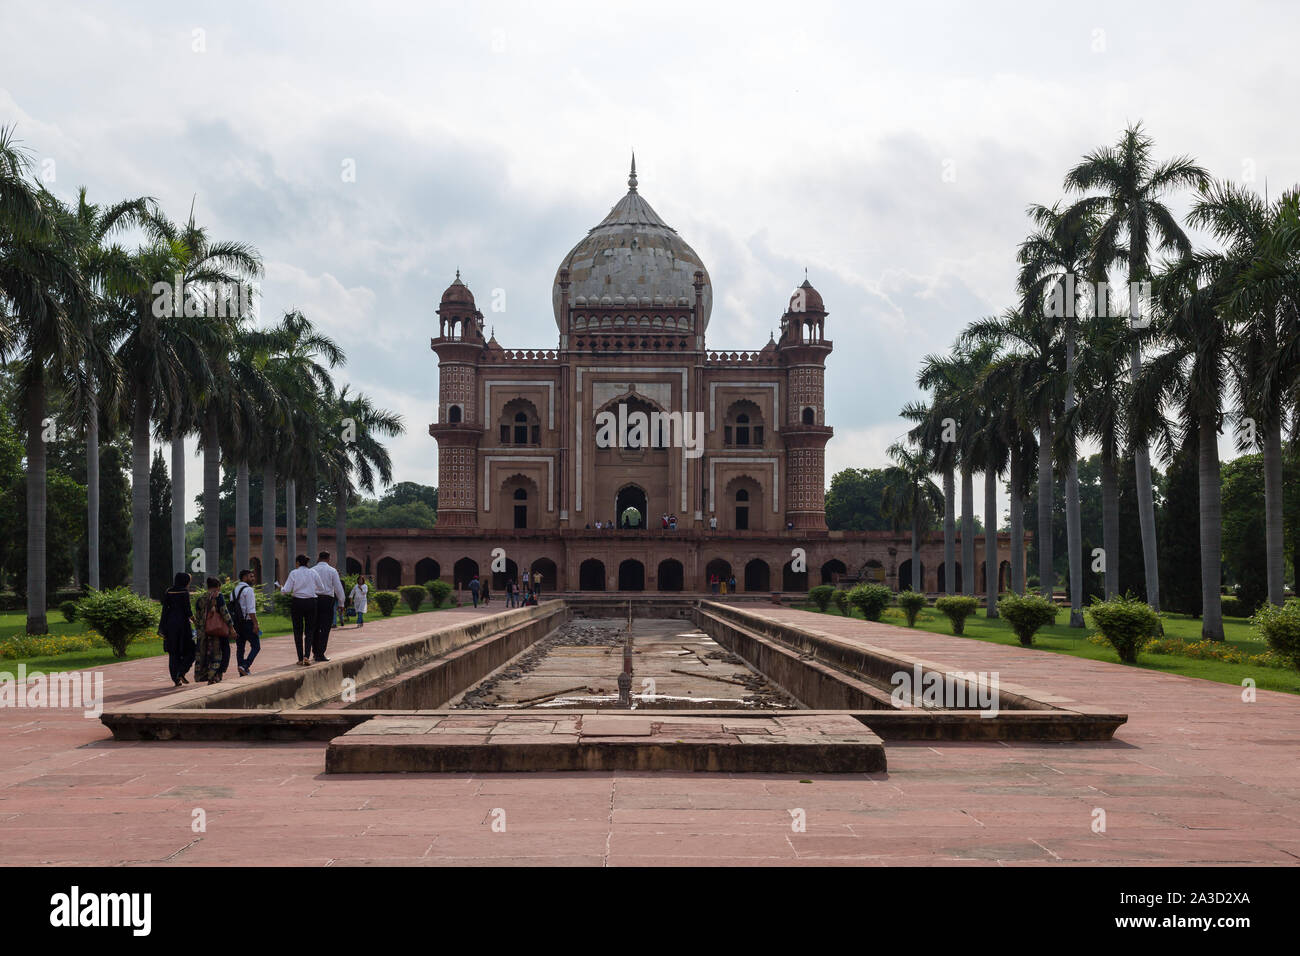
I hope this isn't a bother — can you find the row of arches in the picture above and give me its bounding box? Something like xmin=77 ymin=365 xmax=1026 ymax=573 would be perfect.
xmin=288 ymin=555 xmax=1013 ymax=594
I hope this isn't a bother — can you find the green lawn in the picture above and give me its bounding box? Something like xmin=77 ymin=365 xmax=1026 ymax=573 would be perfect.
xmin=794 ymin=602 xmax=1300 ymax=696
xmin=0 ymin=601 xmax=452 ymax=673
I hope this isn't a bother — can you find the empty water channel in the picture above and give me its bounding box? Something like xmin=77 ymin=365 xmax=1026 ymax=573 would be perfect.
xmin=101 ymin=598 xmax=1128 ymax=743
xmin=448 ymin=618 xmax=797 ymax=711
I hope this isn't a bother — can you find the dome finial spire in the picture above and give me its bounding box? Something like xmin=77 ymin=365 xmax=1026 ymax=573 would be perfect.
xmin=628 ymin=151 xmax=637 ymax=193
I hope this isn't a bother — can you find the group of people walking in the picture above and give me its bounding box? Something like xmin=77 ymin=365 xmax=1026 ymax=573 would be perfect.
xmin=157 ymin=550 xmax=371 ymax=686
xmin=158 ymin=569 xmax=262 ymax=687
xmin=279 ymin=551 xmax=349 ymax=667
xmin=466 ymin=569 xmax=542 ymax=608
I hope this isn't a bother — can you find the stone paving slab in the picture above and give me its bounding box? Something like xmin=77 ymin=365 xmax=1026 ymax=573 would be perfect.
xmin=327 ymin=712 xmax=886 ymax=773
xmin=2 ymin=603 xmax=1299 ymax=865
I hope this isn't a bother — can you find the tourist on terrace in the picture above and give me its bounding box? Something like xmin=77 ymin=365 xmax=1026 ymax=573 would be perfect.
xmin=158 ymin=572 xmax=196 ymax=687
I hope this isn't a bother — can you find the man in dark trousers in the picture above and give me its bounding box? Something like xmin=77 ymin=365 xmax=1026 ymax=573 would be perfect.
xmin=281 ymin=554 xmax=323 ymax=666
xmin=310 ymin=551 xmax=346 ymax=663
xmin=469 ymin=574 xmax=481 ymax=607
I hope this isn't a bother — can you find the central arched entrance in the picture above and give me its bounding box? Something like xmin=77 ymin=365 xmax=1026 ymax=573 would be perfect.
xmin=615 ymin=484 xmax=647 ymax=530
xmin=657 ymin=559 xmax=684 ymax=591
xmin=744 ymin=558 xmax=770 ymax=592
xmin=618 ymin=559 xmax=645 ymax=591
xmin=579 ymin=558 xmax=606 ymax=591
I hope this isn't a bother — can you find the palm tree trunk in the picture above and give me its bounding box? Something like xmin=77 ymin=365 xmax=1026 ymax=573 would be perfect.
xmin=961 ymin=467 xmax=974 ymax=596
xmin=1199 ymin=416 xmax=1224 ymax=641
xmin=943 ymin=466 xmax=955 ymax=594
xmin=1263 ymin=421 xmax=1285 ymax=605
xmin=1101 ymin=449 xmax=1120 ymax=600
xmin=984 ymin=467 xmax=998 ymax=617
xmin=1131 ymin=345 xmax=1161 ymax=611
xmin=235 ymin=460 xmax=250 ymax=576
xmin=910 ymin=509 xmax=920 ymax=593
xmin=1065 ymin=319 xmax=1084 ymax=626
xmin=202 ymin=407 xmax=220 ymax=581
xmin=86 ymin=392 xmax=100 ymax=591
xmin=306 ymin=483 xmax=319 ymax=562
xmin=1037 ymin=407 xmax=1053 ymax=600
xmin=261 ymin=459 xmax=276 ymax=599
xmin=336 ymin=479 xmax=348 ymax=578
xmin=131 ymin=380 xmax=151 ymax=596
xmin=171 ymin=432 xmax=186 ymax=577
xmin=286 ymin=478 xmax=298 ymax=567
xmin=26 ymin=370 xmax=48 ymax=634
xmin=1009 ymin=445 xmax=1025 ymax=594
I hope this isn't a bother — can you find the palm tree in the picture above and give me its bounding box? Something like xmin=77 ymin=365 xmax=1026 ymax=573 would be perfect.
xmin=1198 ymin=183 xmax=1300 ymax=606
xmin=321 ymin=386 xmax=404 ymax=574
xmin=882 ymin=440 xmax=942 ymax=592
xmin=1064 ymin=123 xmax=1209 ymax=612
xmin=1019 ymin=201 xmax=1097 ymax=626
xmin=1076 ymin=311 xmax=1132 ymax=600
xmin=52 ymin=188 xmax=147 ymax=592
xmin=966 ymin=344 xmax=1010 ymax=617
xmin=1135 ymin=246 xmax=1238 ymax=640
xmin=109 ymin=204 xmax=254 ymax=595
xmin=911 ymin=349 xmax=969 ymax=594
xmin=261 ymin=310 xmax=343 ymax=585
xmin=0 ymin=127 xmax=95 ymax=633
xmin=963 ymin=309 xmax=1061 ymax=601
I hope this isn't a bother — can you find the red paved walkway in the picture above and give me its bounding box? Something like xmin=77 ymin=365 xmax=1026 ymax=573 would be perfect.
xmin=2 ymin=604 xmax=1297 ymax=866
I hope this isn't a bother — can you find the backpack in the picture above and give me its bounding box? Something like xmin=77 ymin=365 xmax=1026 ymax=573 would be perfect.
xmin=229 ymin=583 xmax=250 ymax=630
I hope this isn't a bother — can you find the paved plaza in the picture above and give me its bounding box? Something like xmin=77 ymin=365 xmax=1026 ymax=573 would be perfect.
xmin=2 ymin=605 xmax=1297 ymax=866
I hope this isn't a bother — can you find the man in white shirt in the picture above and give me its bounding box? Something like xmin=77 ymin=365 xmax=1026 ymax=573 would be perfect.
xmin=311 ymin=551 xmax=347 ymax=663
xmin=281 ymin=555 xmax=324 ymax=666
xmin=232 ymin=568 xmax=260 ymax=676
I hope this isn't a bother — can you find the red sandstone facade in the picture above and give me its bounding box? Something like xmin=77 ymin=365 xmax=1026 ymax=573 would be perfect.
xmin=245 ymin=161 xmax=1020 ymax=594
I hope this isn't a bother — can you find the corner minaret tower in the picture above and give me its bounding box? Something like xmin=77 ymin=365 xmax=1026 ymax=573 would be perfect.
xmin=429 ymin=272 xmax=486 ymax=528
xmin=777 ymin=277 xmax=833 ymax=531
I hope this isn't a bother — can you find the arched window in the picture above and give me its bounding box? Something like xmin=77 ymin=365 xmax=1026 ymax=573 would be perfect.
xmin=448 ymin=405 xmax=462 ymax=424
xmin=513 ymin=488 xmax=527 ymax=500
xmin=498 ymin=399 xmax=540 ymax=446
xmin=736 ymin=489 xmax=749 ymax=502
xmin=724 ymin=401 xmax=765 ymax=447
xmin=801 ymin=406 xmax=816 ymax=425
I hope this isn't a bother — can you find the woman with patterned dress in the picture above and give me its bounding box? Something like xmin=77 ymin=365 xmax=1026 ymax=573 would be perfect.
xmin=193 ymin=577 xmax=236 ymax=684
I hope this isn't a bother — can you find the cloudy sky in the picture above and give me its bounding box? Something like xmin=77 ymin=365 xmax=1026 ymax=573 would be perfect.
xmin=3 ymin=0 xmax=1297 ymax=521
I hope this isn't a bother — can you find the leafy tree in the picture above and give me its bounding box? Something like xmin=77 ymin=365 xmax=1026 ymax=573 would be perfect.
xmin=824 ymin=468 xmax=891 ymax=531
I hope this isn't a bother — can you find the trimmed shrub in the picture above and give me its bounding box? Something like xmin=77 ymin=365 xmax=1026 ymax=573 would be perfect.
xmin=59 ymin=600 xmax=79 ymax=623
xmin=273 ymin=590 xmax=294 ymax=617
xmin=897 ymin=590 xmax=927 ymax=627
xmin=425 ymin=579 xmax=452 ymax=608
xmin=73 ymin=588 xmax=160 ymax=658
xmin=373 ymin=590 xmax=400 ymax=617
xmin=832 ymin=589 xmax=850 ymax=615
xmin=1220 ymin=596 xmax=1246 ymax=619
xmin=1252 ymin=599 xmax=1300 ymax=671
xmin=933 ymin=596 xmax=978 ymax=635
xmin=398 ymin=585 xmax=427 ymax=613
xmin=848 ymin=583 xmax=892 ymax=621
xmin=997 ymin=593 xmax=1058 ymax=647
xmin=1086 ymin=594 xmax=1159 ymax=664
xmin=809 ymin=585 xmax=835 ymax=612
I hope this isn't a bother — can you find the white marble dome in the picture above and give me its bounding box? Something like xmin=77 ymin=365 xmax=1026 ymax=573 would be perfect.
xmin=553 ymin=157 xmax=712 ymax=331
